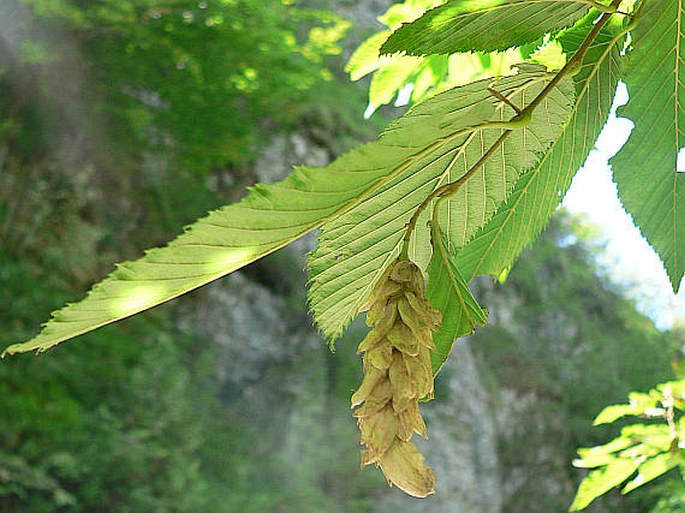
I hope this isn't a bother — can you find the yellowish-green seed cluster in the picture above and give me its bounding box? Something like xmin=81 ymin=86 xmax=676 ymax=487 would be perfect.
xmin=352 ymin=259 xmax=441 ymax=497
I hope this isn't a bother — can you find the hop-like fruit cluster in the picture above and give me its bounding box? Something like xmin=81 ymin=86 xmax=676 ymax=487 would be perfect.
xmin=352 ymin=259 xmax=441 ymax=497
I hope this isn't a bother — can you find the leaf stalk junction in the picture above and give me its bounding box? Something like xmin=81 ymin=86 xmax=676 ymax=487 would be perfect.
xmin=399 ymin=0 xmax=631 ymax=263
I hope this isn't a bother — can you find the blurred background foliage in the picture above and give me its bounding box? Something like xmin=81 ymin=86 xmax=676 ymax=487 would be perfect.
xmin=468 ymin=215 xmax=683 ymax=512
xmin=0 ymin=0 xmax=683 ymax=511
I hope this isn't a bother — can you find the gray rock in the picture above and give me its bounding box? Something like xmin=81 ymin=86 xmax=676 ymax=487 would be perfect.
xmin=254 ymin=133 xmax=330 ymax=185
xmin=177 ymin=272 xmax=316 ymax=388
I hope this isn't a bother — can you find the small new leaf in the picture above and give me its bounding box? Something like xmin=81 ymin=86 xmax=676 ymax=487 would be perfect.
xmin=571 ymin=380 xmax=685 ymax=510
xmin=570 ymin=459 xmax=640 ymax=511
xmin=622 ymin=453 xmax=680 ymax=494
xmin=345 ymin=30 xmax=393 ymax=81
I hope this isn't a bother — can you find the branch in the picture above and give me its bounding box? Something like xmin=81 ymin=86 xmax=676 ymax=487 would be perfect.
xmin=399 ymin=0 xmax=625 ymax=261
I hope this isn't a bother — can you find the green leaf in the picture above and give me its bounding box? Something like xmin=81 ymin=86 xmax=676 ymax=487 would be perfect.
xmin=622 ymin=453 xmax=680 ymax=494
xmin=380 ymin=0 xmax=594 ymax=57
xmin=570 ymin=458 xmax=640 ymax=511
xmin=3 ymin=146 xmax=437 ymax=355
xmin=345 ymin=30 xmax=392 ymax=81
xmin=660 ymin=380 xmax=685 ymax=400
xmin=346 ymin=32 xmax=449 ymax=115
xmin=593 ymin=404 xmax=642 ymax=425
xmin=457 ymin=21 xmax=624 ymax=280
xmin=345 ymin=0 xmax=531 ymax=115
xmin=593 ymin=390 xmax=659 ymax=425
xmin=573 ymin=378 xmax=685 ymax=510
xmin=367 ymin=55 xmax=425 ymax=112
xmin=611 ymin=0 xmax=685 ymax=292
xmin=344 ymin=0 xmax=447 ymax=114
xmin=621 ymin=424 xmax=674 ymax=449
xmin=308 ymin=64 xmax=574 ymax=342
xmin=377 ymin=0 xmax=444 ymax=28
xmin=574 ymin=437 xmax=635 ymax=469
xmin=426 ymin=227 xmax=488 ymax=374
xmin=356 ymin=49 xmax=527 ymax=115
xmin=4 ymin=65 xmax=571 ymax=356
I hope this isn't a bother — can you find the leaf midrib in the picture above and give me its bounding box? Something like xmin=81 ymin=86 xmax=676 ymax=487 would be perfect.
xmin=420 ymin=0 xmax=593 ymax=18
xmin=674 ymin=0 xmax=683 ymax=273
xmin=435 ymin=234 xmax=472 ymax=326
xmin=463 ymin=34 xmax=622 ymax=276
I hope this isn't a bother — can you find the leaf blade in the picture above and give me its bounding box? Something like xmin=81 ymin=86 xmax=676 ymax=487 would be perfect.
xmin=621 ymin=453 xmax=680 ymax=494
xmin=611 ymin=0 xmax=685 ymax=292
xmin=426 ymin=227 xmax=488 ymax=374
xmin=570 ymin=458 xmax=640 ymax=511
xmin=345 ymin=30 xmax=392 ymax=81
xmin=380 ymin=0 xmax=593 ymax=56
xmin=457 ymin=22 xmax=624 ymax=279
xmin=3 ymin=136 xmax=439 ymax=355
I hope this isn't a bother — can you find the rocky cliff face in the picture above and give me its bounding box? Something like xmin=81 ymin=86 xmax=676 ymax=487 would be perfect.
xmin=475 ymin=279 xmax=579 ymax=513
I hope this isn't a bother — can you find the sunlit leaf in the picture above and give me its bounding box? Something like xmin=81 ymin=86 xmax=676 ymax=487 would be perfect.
xmin=4 ymin=164 xmax=366 ymax=354
xmin=345 ymin=0 xmax=526 ymax=115
xmin=573 ymin=437 xmax=635 ymax=469
xmin=622 ymin=453 xmax=680 ymax=494
xmin=570 ymin=458 xmax=639 ymax=511
xmin=594 ymin=404 xmax=641 ymax=425
xmin=345 ymin=30 xmax=393 ymax=81
xmin=611 ymin=0 xmax=685 ymax=292
xmin=380 ymin=0 xmax=594 ymax=56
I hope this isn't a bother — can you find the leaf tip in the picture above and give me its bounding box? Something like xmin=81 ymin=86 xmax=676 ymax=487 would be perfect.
xmin=669 ymin=270 xmax=683 ymax=295
xmin=1 ymin=342 xmax=24 ymax=358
